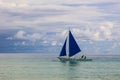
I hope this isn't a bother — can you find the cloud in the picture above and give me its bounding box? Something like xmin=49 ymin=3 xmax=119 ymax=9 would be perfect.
xmin=0 ymin=0 xmax=119 ymax=30
xmin=1 ymin=0 xmax=120 ymax=42
xmin=51 ymin=41 xmax=57 ymax=46
xmin=14 ymin=41 xmax=26 ymax=46
xmin=0 ymin=0 xmax=120 ymax=54
xmin=14 ymin=30 xmax=26 ymax=39
xmin=6 ymin=21 xmax=119 ymax=48
xmin=67 ymin=21 xmax=118 ymax=41
xmin=12 ymin=30 xmax=42 ymax=42
xmin=61 ymin=29 xmax=68 ymax=37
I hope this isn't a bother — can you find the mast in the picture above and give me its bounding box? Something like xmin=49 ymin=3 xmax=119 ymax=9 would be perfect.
xmin=68 ymin=30 xmax=81 ymax=57
xmin=66 ymin=29 xmax=69 ymax=58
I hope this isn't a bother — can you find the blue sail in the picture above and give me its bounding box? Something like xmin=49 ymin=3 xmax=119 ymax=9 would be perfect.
xmin=59 ymin=38 xmax=67 ymax=57
xmin=69 ymin=30 xmax=81 ymax=57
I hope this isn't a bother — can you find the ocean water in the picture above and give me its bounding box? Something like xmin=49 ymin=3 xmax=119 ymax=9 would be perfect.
xmin=0 ymin=54 xmax=120 ymax=80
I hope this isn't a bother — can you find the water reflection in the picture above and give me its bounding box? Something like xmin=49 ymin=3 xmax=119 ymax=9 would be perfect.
xmin=68 ymin=61 xmax=79 ymax=66
xmin=59 ymin=60 xmax=81 ymax=80
xmin=59 ymin=60 xmax=80 ymax=66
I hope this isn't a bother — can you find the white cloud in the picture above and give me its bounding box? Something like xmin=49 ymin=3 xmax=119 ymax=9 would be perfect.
xmin=13 ymin=30 xmax=42 ymax=42
xmin=72 ymin=28 xmax=81 ymax=35
xmin=94 ymin=32 xmax=100 ymax=40
xmin=6 ymin=36 xmax=13 ymax=40
xmin=14 ymin=41 xmax=26 ymax=46
xmin=14 ymin=30 xmax=26 ymax=39
xmin=0 ymin=0 xmax=119 ymax=29
xmin=51 ymin=41 xmax=57 ymax=46
xmin=99 ymin=22 xmax=114 ymax=40
xmin=21 ymin=41 xmax=26 ymax=45
xmin=26 ymin=33 xmax=42 ymax=42
xmin=64 ymin=21 xmax=117 ymax=41
xmin=1 ymin=0 xmax=120 ymax=42
xmin=61 ymin=29 xmax=68 ymax=37
xmin=42 ymin=40 xmax=48 ymax=44
xmin=7 ymin=21 xmax=119 ymax=44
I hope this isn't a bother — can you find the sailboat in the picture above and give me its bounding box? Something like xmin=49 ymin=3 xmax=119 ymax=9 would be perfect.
xmin=58 ymin=30 xmax=92 ymax=61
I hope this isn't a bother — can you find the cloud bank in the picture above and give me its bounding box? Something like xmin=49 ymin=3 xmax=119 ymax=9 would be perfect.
xmin=0 ymin=0 xmax=120 ymax=53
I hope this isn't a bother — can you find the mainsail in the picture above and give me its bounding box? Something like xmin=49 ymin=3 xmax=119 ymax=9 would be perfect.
xmin=69 ymin=30 xmax=81 ymax=57
xmin=59 ymin=30 xmax=81 ymax=57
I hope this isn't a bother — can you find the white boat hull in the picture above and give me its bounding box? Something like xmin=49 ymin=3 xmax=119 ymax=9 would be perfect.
xmin=58 ymin=57 xmax=92 ymax=61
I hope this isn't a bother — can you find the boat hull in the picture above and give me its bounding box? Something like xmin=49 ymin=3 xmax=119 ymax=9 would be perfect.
xmin=58 ymin=57 xmax=92 ymax=61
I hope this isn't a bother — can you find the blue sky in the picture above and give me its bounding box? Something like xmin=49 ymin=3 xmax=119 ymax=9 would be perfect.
xmin=0 ymin=0 xmax=120 ymax=54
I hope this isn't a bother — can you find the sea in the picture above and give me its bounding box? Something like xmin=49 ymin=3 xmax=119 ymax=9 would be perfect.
xmin=0 ymin=53 xmax=120 ymax=80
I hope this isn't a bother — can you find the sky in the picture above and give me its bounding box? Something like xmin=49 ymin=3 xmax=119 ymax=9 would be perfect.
xmin=0 ymin=0 xmax=120 ymax=55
